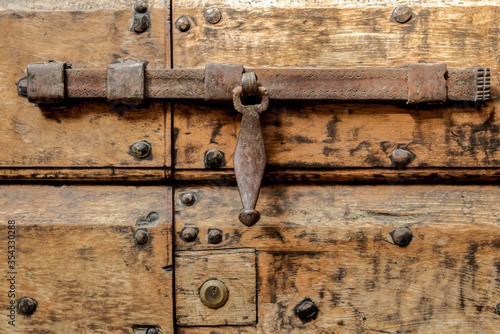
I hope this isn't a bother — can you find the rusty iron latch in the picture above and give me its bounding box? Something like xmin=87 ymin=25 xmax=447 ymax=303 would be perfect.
xmin=22 ymin=61 xmax=491 ymax=226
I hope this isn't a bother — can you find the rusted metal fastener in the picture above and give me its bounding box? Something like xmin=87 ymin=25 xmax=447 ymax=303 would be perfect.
xmin=204 ymin=149 xmax=225 ymax=168
xmin=180 ymin=192 xmax=196 ymax=206
xmin=200 ymin=279 xmax=229 ymax=309
xmin=147 ymin=212 xmax=159 ymax=222
xmin=131 ymin=140 xmax=152 ymax=159
xmin=18 ymin=297 xmax=37 ymax=315
xmin=134 ymin=228 xmax=149 ymax=244
xmin=25 ymin=62 xmax=489 ymax=104
xmin=204 ymin=7 xmax=222 ymax=24
xmin=295 ymin=298 xmax=318 ymax=321
xmin=390 ymin=148 xmax=414 ymax=168
xmin=133 ymin=14 xmax=150 ymax=33
xmin=393 ymin=6 xmax=412 ymax=23
xmin=146 ymin=327 xmax=159 ymax=334
xmin=135 ymin=0 xmax=148 ymax=13
xmin=16 ymin=76 xmax=28 ymax=98
xmin=176 ymin=16 xmax=191 ymax=32
xmin=180 ymin=227 xmax=198 ymax=242
xmin=390 ymin=227 xmax=413 ymax=247
xmin=241 ymin=71 xmax=259 ymax=98
xmin=233 ymin=85 xmax=269 ymax=227
xmin=207 ymin=229 xmax=223 ymax=244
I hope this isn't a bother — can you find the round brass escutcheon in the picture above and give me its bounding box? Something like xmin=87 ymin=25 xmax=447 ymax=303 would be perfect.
xmin=199 ymin=279 xmax=228 ymax=309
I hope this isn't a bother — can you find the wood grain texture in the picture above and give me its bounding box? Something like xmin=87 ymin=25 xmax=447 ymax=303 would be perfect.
xmin=174 ymin=184 xmax=500 ymax=333
xmin=0 ymin=168 xmax=170 ymax=181
xmin=172 ymin=5 xmax=500 ymax=170
xmin=174 ymin=0 xmax=500 ymax=8
xmin=175 ymin=168 xmax=500 ymax=184
xmin=0 ymin=185 xmax=173 ymax=333
xmin=0 ymin=0 xmax=167 ymax=11
xmin=0 ymin=8 xmax=170 ymax=169
xmin=175 ymin=249 xmax=257 ymax=326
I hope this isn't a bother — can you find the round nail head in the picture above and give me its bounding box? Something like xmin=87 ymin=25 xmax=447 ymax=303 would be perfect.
xmin=204 ymin=149 xmax=224 ymax=168
xmin=393 ymin=6 xmax=412 ymax=23
xmin=295 ymin=299 xmax=318 ymax=321
xmin=134 ymin=14 xmax=150 ymax=33
xmin=181 ymin=227 xmax=198 ymax=242
xmin=207 ymin=229 xmax=223 ymax=244
xmin=135 ymin=1 xmax=148 ymax=13
xmin=205 ymin=7 xmax=222 ymax=24
xmin=200 ymin=279 xmax=228 ymax=309
xmin=391 ymin=227 xmax=413 ymax=247
xmin=131 ymin=140 xmax=152 ymax=159
xmin=18 ymin=297 xmax=37 ymax=315
xmin=134 ymin=229 xmax=149 ymax=244
xmin=176 ymin=16 xmax=191 ymax=32
xmin=146 ymin=328 xmax=159 ymax=334
xmin=181 ymin=193 xmax=196 ymax=206
xmin=391 ymin=148 xmax=413 ymax=168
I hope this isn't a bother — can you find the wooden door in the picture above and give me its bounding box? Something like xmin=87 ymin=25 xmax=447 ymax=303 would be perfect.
xmin=0 ymin=1 xmax=174 ymax=333
xmin=1 ymin=0 xmax=500 ymax=333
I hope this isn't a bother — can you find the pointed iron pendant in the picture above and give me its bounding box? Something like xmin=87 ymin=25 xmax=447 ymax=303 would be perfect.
xmin=232 ymin=86 xmax=269 ymax=227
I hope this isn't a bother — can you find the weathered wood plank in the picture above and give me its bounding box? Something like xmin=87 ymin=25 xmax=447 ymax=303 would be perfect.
xmin=174 ymin=184 xmax=500 ymax=333
xmin=175 ymin=184 xmax=500 ymax=251
xmin=175 ymin=168 xmax=500 ymax=184
xmin=172 ymin=5 xmax=500 ymax=170
xmin=0 ymin=186 xmax=173 ymax=333
xmin=0 ymin=168 xmax=170 ymax=181
xmin=0 ymin=8 xmax=170 ymax=169
xmin=173 ymin=5 xmax=499 ymax=69
xmin=0 ymin=0 xmax=167 ymax=11
xmin=175 ymin=249 xmax=257 ymax=326
xmin=255 ymin=249 xmax=500 ymax=333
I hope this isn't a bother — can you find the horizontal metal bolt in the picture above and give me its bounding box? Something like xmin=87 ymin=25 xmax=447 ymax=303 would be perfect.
xmin=295 ymin=298 xmax=318 ymax=321
xmin=390 ymin=227 xmax=413 ymax=247
xmin=18 ymin=297 xmax=37 ymax=315
xmin=131 ymin=140 xmax=152 ymax=159
xmin=393 ymin=6 xmax=412 ymax=23
xmin=134 ymin=228 xmax=149 ymax=244
xmin=176 ymin=16 xmax=191 ymax=32
xmin=180 ymin=193 xmax=196 ymax=206
xmin=207 ymin=229 xmax=223 ymax=244
xmin=181 ymin=227 xmax=198 ymax=242
xmin=204 ymin=149 xmax=225 ymax=168
xmin=205 ymin=7 xmax=222 ymax=24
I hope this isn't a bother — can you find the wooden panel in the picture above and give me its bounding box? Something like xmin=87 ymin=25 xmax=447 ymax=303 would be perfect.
xmin=0 ymin=0 xmax=168 ymax=11
xmin=255 ymin=248 xmax=500 ymax=334
xmin=174 ymin=184 xmax=500 ymax=333
xmin=175 ymin=184 xmax=500 ymax=251
xmin=0 ymin=185 xmax=173 ymax=333
xmin=174 ymin=168 xmax=500 ymax=184
xmin=172 ymin=4 xmax=500 ymax=170
xmin=0 ymin=168 xmax=170 ymax=181
xmin=175 ymin=249 xmax=257 ymax=326
xmin=0 ymin=6 xmax=170 ymax=169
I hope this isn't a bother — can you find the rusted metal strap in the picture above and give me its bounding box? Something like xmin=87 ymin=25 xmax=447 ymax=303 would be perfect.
xmin=27 ymin=62 xmax=490 ymax=104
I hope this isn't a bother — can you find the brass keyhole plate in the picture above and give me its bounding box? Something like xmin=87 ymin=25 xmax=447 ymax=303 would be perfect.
xmin=199 ymin=279 xmax=229 ymax=309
